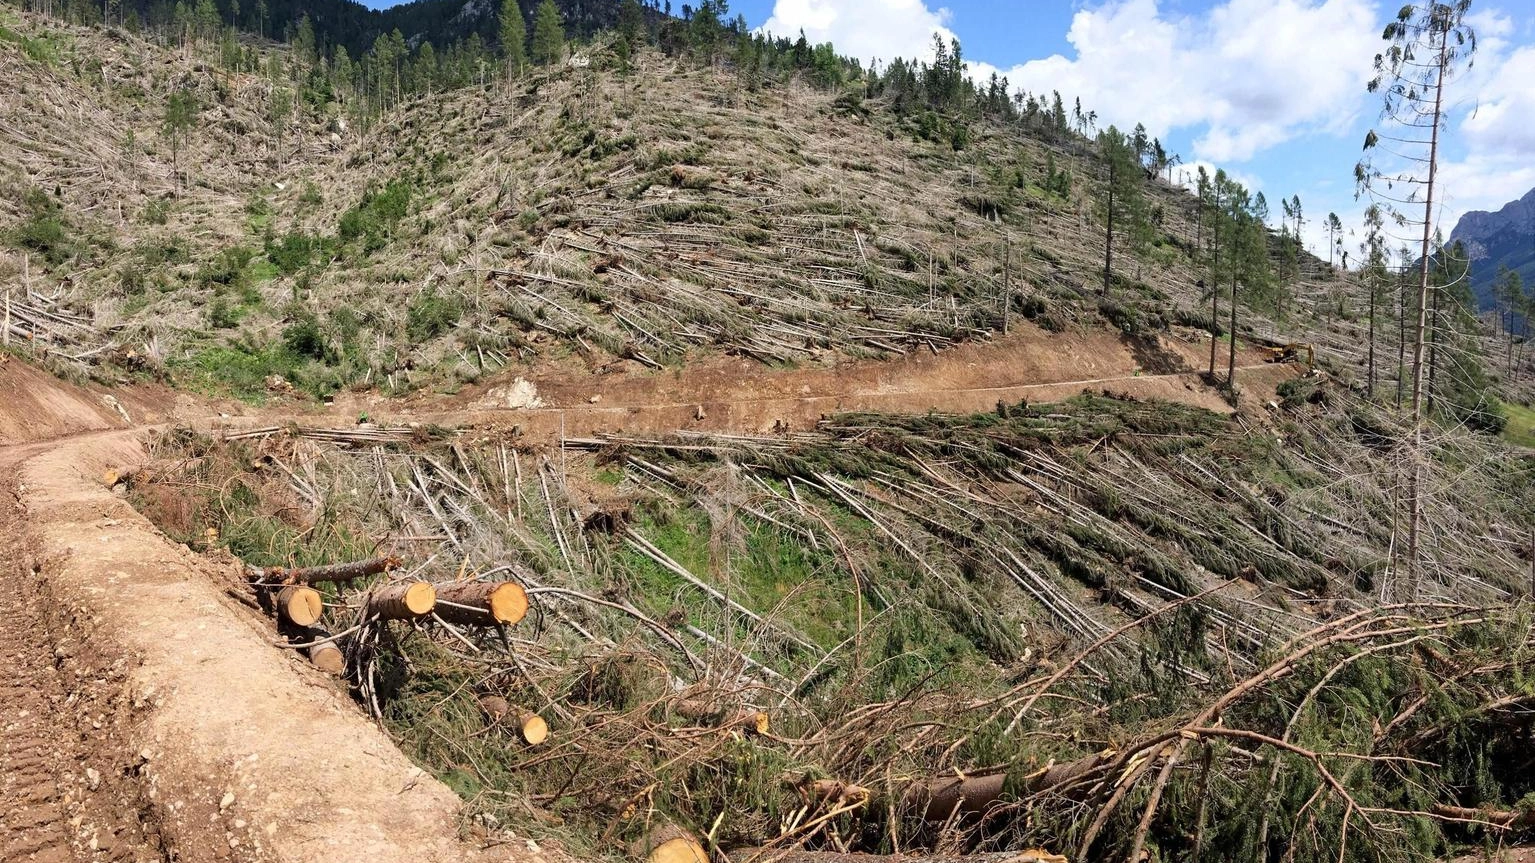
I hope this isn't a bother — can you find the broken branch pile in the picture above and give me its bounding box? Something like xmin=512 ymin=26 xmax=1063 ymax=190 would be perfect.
xmin=126 ymin=384 xmax=1535 ymax=861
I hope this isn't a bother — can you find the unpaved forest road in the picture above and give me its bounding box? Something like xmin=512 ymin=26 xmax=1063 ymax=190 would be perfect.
xmin=0 ymin=327 xmax=1297 ymax=863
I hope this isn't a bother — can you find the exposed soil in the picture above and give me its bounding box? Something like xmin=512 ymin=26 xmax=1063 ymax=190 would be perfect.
xmin=329 ymin=323 xmax=1298 ymax=440
xmin=0 ymin=330 xmax=1300 ymax=863
xmin=0 ymin=480 xmax=162 ymax=863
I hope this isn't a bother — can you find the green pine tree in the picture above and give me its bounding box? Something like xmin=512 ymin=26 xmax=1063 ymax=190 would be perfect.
xmin=530 ymin=0 xmax=564 ymax=67
xmin=499 ymin=0 xmax=526 ymax=76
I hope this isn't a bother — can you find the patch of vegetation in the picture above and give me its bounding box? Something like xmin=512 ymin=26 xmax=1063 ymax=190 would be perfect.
xmin=406 ymin=289 xmax=462 ymax=341
xmin=338 ymin=178 xmax=414 ymax=253
xmin=264 ymin=230 xmax=320 ymax=275
xmin=6 ymin=186 xmax=84 ymax=266
xmin=1501 ymin=401 xmax=1535 ymax=448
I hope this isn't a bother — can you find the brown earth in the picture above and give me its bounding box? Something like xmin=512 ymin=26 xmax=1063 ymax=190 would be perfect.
xmin=0 ymin=329 xmax=1299 ymax=862
xmin=340 ymin=323 xmax=1297 ymax=439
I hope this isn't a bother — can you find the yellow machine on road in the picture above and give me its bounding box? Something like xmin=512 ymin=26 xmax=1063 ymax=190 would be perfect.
xmin=1261 ymin=342 xmax=1315 ymax=367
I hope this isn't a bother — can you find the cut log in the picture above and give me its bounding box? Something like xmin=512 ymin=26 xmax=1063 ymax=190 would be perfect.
xmin=478 ymin=696 xmax=549 ymax=745
xmin=275 ymin=585 xmax=324 ymax=627
xmin=807 ymin=779 xmax=872 ymax=807
xmin=301 ymin=627 xmax=345 ymax=674
xmin=309 ymin=641 xmax=345 ymax=674
xmin=516 ymin=711 xmax=550 ymax=745
xmin=904 ymin=749 xmax=1119 ymax=821
xmin=367 ymin=581 xmax=436 ymax=619
xmin=433 ymin=580 xmax=529 ymax=626
xmin=632 ymin=825 xmax=707 ymax=863
xmin=262 ymin=556 xmax=401 ymax=585
xmin=903 ymin=773 xmax=1006 ymax=821
xmin=671 ymin=698 xmax=770 ymax=736
xmin=725 ymin=851 xmax=1067 ymax=863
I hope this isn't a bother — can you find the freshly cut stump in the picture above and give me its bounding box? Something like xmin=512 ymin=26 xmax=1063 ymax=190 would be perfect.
xmin=633 ymin=826 xmax=707 ymax=863
xmin=368 ymin=581 xmax=436 ymax=619
xmin=433 ymin=580 xmax=529 ymax=626
xmin=477 ymin=695 xmax=548 ymax=745
xmin=516 ymin=711 xmax=549 ymax=746
xmin=276 ymin=585 xmax=324 ymax=627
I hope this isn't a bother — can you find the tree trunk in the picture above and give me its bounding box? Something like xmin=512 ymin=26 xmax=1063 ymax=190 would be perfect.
xmin=1405 ymin=25 xmax=1450 ymax=603
xmin=479 ymin=696 xmax=549 ymax=744
xmin=1227 ymin=274 xmax=1238 ymax=390
xmin=1368 ymin=277 xmax=1377 ymax=399
xmin=303 ymin=628 xmax=345 ymax=674
xmin=1103 ymin=162 xmax=1115 ymax=296
xmin=275 ymin=584 xmax=323 ymax=626
xmin=670 ymin=698 xmax=769 ymax=735
xmin=433 ymin=580 xmax=528 ymax=626
xmin=367 ymin=581 xmax=436 ymax=619
xmin=1427 ymin=283 xmax=1441 ymax=416
xmin=260 ymin=556 xmax=400 ymax=585
xmin=1397 ymin=276 xmax=1408 ymax=410
xmin=1208 ymin=196 xmax=1221 ymax=378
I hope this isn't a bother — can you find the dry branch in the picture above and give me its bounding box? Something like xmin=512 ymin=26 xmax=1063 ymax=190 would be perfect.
xmin=726 ymin=851 xmax=1067 ymax=863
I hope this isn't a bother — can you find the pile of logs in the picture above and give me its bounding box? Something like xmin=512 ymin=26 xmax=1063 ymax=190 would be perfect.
xmin=242 ymin=554 xmax=546 ymax=742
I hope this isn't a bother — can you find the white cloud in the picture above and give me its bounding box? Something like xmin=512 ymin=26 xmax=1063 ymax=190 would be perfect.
xmin=758 ymin=0 xmax=956 ymax=68
xmin=1001 ymin=0 xmax=1378 ymax=163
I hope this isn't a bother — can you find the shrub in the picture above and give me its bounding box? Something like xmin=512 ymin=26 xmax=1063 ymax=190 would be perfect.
xmin=8 ymin=187 xmax=82 ymax=266
xmin=406 ymin=289 xmax=462 ymax=342
xmin=282 ymin=313 xmax=333 ymax=361
xmin=266 ymin=231 xmax=316 ymax=275
xmin=339 ymin=179 xmax=413 ymax=253
xmin=143 ymin=199 xmax=170 ymax=224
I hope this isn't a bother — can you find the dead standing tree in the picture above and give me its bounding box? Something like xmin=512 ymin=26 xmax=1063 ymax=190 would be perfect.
xmin=1356 ymin=0 xmax=1476 ymax=600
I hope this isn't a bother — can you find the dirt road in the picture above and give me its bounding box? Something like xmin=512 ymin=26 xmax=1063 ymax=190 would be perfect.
xmin=0 ymin=327 xmax=1298 ymax=862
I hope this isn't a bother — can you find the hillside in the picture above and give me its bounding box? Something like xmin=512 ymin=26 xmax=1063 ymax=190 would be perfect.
xmin=1 ymin=4 xmax=1359 ymax=403
xmin=4 ymin=6 xmax=1535 ymax=863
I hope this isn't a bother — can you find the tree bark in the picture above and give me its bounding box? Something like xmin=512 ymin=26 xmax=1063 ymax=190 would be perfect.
xmin=260 ymin=555 xmax=400 ymax=585
xmin=367 ymin=581 xmax=436 ymax=619
xmin=433 ymin=580 xmax=528 ymax=626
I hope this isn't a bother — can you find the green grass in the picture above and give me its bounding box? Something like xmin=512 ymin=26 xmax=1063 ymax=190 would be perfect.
xmin=1501 ymin=401 xmax=1535 ymax=448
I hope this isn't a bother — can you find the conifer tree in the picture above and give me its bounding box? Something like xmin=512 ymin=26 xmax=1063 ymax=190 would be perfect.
xmin=530 ymin=0 xmax=564 ymax=66
xmin=499 ymin=0 xmax=526 ymax=77
xmin=1095 ymin=125 xmax=1147 ymax=296
xmin=162 ymin=87 xmax=198 ymax=194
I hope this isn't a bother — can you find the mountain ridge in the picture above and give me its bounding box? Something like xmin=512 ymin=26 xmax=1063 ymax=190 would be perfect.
xmin=1450 ymin=185 xmax=1535 ymax=309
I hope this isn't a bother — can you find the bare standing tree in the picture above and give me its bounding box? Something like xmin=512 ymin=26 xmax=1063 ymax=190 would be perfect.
xmin=1356 ymin=0 xmax=1477 ymax=601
